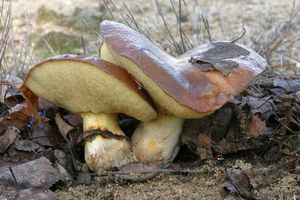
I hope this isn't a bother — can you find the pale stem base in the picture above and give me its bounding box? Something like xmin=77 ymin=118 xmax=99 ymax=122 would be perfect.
xmin=81 ymin=112 xmax=130 ymax=172
xmin=132 ymin=113 xmax=185 ymax=165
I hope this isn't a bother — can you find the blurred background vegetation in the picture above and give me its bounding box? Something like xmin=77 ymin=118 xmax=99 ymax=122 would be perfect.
xmin=1 ymin=0 xmax=300 ymax=80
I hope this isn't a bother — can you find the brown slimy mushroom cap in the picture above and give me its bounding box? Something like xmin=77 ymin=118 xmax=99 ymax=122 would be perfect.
xmin=23 ymin=54 xmax=157 ymax=121
xmin=100 ymin=20 xmax=267 ymax=118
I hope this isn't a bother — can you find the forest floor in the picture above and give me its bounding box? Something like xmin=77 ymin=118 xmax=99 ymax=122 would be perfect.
xmin=1 ymin=0 xmax=300 ymax=199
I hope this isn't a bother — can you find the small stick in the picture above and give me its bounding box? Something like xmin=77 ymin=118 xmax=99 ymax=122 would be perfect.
xmin=9 ymin=167 xmax=19 ymax=192
xmin=230 ymin=28 xmax=246 ymax=43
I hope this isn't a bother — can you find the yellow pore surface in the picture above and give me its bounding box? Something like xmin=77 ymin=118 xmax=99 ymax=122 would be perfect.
xmin=25 ymin=60 xmax=156 ymax=121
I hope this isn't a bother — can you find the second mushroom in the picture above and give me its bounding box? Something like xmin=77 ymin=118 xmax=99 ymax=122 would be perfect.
xmin=100 ymin=20 xmax=267 ymax=169
xmin=22 ymin=55 xmax=157 ymax=173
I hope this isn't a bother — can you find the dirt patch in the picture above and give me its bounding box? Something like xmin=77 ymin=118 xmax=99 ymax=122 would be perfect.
xmin=55 ymin=159 xmax=299 ymax=199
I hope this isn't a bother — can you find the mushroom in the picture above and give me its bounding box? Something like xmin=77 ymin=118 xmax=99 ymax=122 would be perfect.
xmin=99 ymin=20 xmax=267 ymax=167
xmin=22 ymin=54 xmax=157 ymax=172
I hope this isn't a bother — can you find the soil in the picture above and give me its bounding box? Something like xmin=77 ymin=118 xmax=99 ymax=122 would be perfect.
xmin=2 ymin=0 xmax=300 ymax=199
xmin=54 ymin=158 xmax=299 ymax=200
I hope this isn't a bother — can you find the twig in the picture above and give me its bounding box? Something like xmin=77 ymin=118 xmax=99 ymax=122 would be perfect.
xmin=100 ymin=167 xmax=213 ymax=176
xmin=116 ymin=168 xmax=211 ymax=174
xmin=230 ymin=28 xmax=246 ymax=43
xmin=247 ymin=95 xmax=275 ymax=111
xmin=9 ymin=167 xmax=19 ymax=192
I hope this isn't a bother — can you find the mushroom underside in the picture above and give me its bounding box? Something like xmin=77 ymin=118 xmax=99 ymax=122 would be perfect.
xmin=24 ymin=59 xmax=156 ymax=120
xmin=23 ymin=57 xmax=157 ymax=172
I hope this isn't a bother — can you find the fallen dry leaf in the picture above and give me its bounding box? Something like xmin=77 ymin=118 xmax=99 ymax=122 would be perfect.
xmin=12 ymin=135 xmax=44 ymax=152
xmin=19 ymin=188 xmax=57 ymax=200
xmin=19 ymin=85 xmax=41 ymax=124
xmin=273 ymin=78 xmax=300 ymax=92
xmin=0 ymin=107 xmax=29 ymax=132
xmin=196 ymin=133 xmax=212 ymax=160
xmin=4 ymin=87 xmax=25 ymax=107
xmin=30 ymin=121 xmax=62 ymax=147
xmin=181 ymin=116 xmax=211 ymax=158
xmin=224 ymin=165 xmax=282 ymax=199
xmin=0 ymin=157 xmax=61 ymax=189
xmin=63 ymin=112 xmax=82 ymax=127
xmin=0 ymin=188 xmax=56 ymax=200
xmin=55 ymin=113 xmax=75 ymax=141
xmin=209 ymin=106 xmax=233 ymax=143
xmin=242 ymin=96 xmax=275 ymax=116
xmin=53 ymin=161 xmax=73 ymax=187
xmin=225 ymin=168 xmax=254 ymax=199
xmin=0 ymin=126 xmax=20 ymax=153
xmin=247 ymin=115 xmax=266 ymax=138
xmin=0 ymin=79 xmax=23 ymax=102
xmin=243 ymin=167 xmax=281 ymax=190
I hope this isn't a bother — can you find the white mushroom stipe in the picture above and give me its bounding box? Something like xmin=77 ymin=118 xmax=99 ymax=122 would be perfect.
xmin=81 ymin=112 xmax=130 ymax=171
xmin=84 ymin=134 xmax=130 ymax=171
xmin=132 ymin=113 xmax=184 ymax=165
xmin=81 ymin=113 xmax=124 ymax=135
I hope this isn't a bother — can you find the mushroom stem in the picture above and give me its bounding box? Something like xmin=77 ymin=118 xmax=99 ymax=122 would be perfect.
xmin=81 ymin=112 xmax=130 ymax=172
xmin=81 ymin=112 xmax=123 ymax=134
xmin=132 ymin=112 xmax=185 ymax=165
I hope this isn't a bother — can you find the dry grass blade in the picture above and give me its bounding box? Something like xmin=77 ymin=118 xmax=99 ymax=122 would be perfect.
xmin=0 ymin=0 xmax=13 ymax=102
xmin=121 ymin=1 xmax=154 ymax=42
xmin=105 ymin=0 xmax=200 ymax=55
xmin=170 ymin=0 xmax=193 ymax=51
xmin=170 ymin=0 xmax=186 ymax=52
xmin=103 ymin=0 xmax=114 ymax=19
xmin=201 ymin=13 xmax=212 ymax=42
xmin=80 ymin=18 xmax=101 ymax=38
xmin=107 ymin=0 xmax=131 ymax=27
xmin=0 ymin=0 xmax=12 ymax=80
xmin=102 ymin=0 xmax=156 ymax=46
xmin=252 ymin=0 xmax=300 ymax=61
xmin=155 ymin=0 xmax=182 ymax=54
xmin=0 ymin=0 xmax=35 ymax=81
xmin=122 ymin=1 xmax=142 ymax=33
